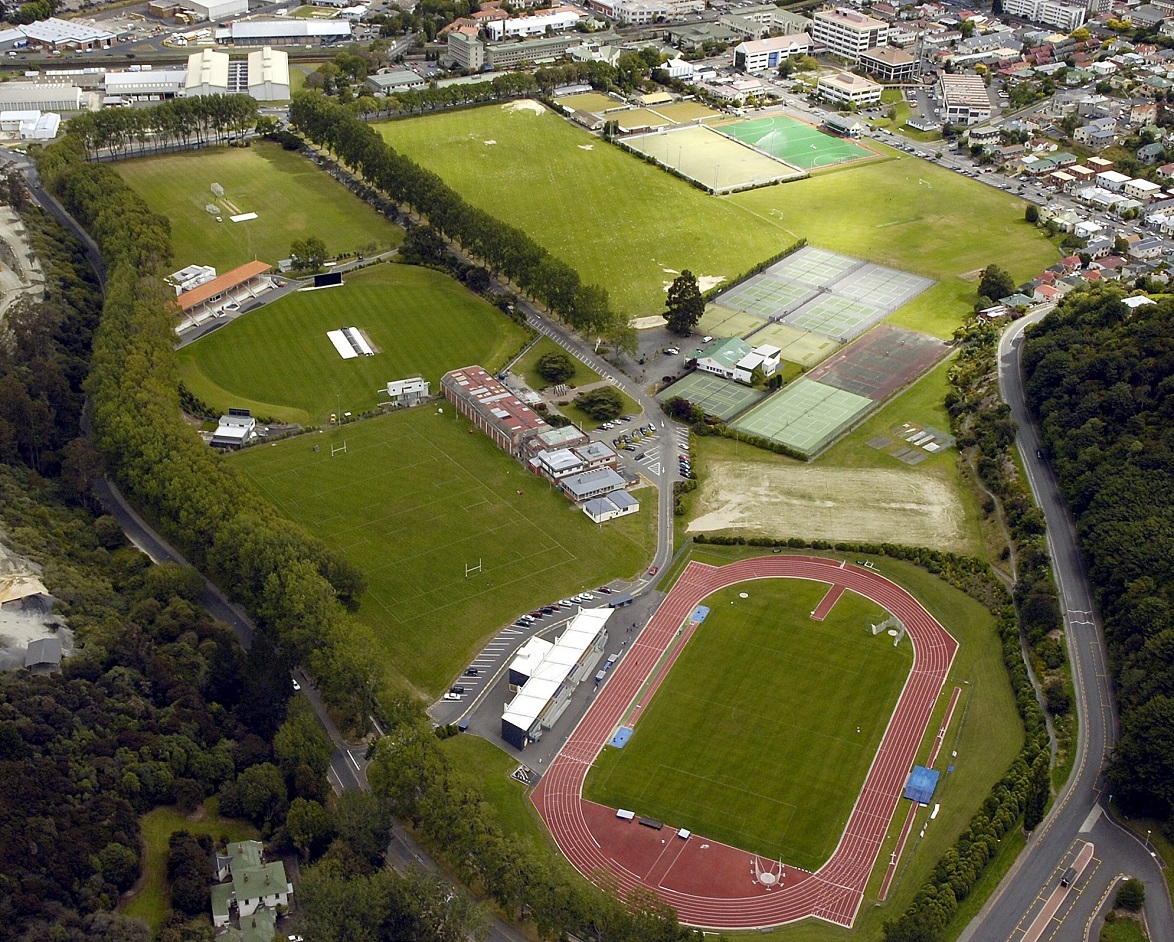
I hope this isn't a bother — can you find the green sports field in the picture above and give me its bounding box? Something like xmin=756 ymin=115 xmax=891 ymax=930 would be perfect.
xmin=715 ymin=113 xmax=877 ymax=171
xmin=117 ymin=141 xmax=403 ymax=272
xmin=584 ymin=578 xmax=909 ymax=869
xmin=376 ymin=104 xmax=790 ymax=317
xmin=176 ymin=264 xmax=527 ymax=425
xmin=232 ymin=407 xmax=656 ymax=695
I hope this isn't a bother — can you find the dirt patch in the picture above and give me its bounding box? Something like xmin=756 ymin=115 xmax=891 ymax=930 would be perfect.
xmin=688 ymin=461 xmax=969 ymax=552
xmin=502 ymin=99 xmax=545 ymax=115
xmin=958 ymin=269 xmax=984 ymax=282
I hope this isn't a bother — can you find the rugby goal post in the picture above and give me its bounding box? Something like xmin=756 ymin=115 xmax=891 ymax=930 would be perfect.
xmin=331 ymin=440 xmax=347 ymax=457
xmin=465 ymin=559 xmax=482 ymax=578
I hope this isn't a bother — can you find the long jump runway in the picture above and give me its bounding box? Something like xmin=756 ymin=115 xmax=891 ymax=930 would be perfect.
xmin=530 ymin=556 xmax=958 ymax=930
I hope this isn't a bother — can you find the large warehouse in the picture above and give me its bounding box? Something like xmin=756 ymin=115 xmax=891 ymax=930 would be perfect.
xmin=185 ymin=46 xmax=290 ymax=100
xmin=215 ymin=18 xmax=352 ymax=45
xmin=0 ymin=82 xmax=81 ymax=111
xmin=501 ymin=608 xmax=612 ymax=750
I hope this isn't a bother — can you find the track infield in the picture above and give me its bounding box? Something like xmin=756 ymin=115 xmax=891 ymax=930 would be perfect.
xmin=584 ymin=578 xmax=908 ymax=868
xmin=531 ymin=555 xmax=958 ymax=930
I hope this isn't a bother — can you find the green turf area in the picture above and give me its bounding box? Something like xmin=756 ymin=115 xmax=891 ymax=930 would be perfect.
xmin=510 ymin=336 xmax=602 ymax=391
xmin=554 ymin=92 xmax=616 ymax=113
xmin=176 ymin=264 xmax=528 ymax=425
xmin=656 ymin=371 xmax=765 ymax=421
xmin=440 ymin=734 xmax=547 ymax=844
xmin=745 ymin=321 xmax=840 ymax=367
xmin=652 ymin=101 xmax=719 ymax=123
xmin=122 ymin=801 xmax=256 ymax=932
xmin=117 ymin=141 xmax=403 ymax=273
xmin=376 ymin=104 xmax=789 ymax=317
xmin=584 ymin=579 xmax=906 ymax=869
xmin=627 ymin=547 xmax=1022 ymax=942
xmin=615 ymin=108 xmax=671 ymax=130
xmin=715 ymin=113 xmax=877 ymax=171
xmin=232 ymin=407 xmax=656 ymax=695
xmin=1101 ymin=919 xmax=1149 ymax=942
xmin=728 ymin=158 xmax=1058 ymax=340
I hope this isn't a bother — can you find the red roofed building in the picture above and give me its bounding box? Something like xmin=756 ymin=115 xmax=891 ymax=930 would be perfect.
xmin=442 ymin=366 xmax=550 ymax=457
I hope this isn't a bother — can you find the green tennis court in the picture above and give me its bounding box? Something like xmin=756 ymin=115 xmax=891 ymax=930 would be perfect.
xmin=744 ymin=321 xmax=840 ymax=368
xmin=657 ymin=371 xmax=766 ymax=421
xmin=732 ymin=378 xmax=873 ymax=455
xmin=698 ymin=303 xmax=766 ymax=339
xmin=716 ymin=113 xmax=876 ymax=171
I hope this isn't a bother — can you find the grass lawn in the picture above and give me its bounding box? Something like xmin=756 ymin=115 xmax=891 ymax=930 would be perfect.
xmin=232 ymin=407 xmax=657 ymax=696
xmin=1101 ymin=918 xmax=1149 ymax=942
xmin=584 ymin=579 xmax=904 ymax=869
xmin=122 ymin=801 xmax=256 ymax=933
xmin=728 ymin=155 xmax=1058 ymax=339
xmin=376 ymin=104 xmax=790 ymax=318
xmin=176 ymin=263 xmax=528 ymax=425
xmin=440 ymin=734 xmax=548 ymax=845
xmin=511 ymin=336 xmax=602 ymax=391
xmin=117 ymin=141 xmax=403 ymax=273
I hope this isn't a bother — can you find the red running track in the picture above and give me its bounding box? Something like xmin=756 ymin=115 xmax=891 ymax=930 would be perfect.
xmin=530 ymin=556 xmax=958 ymax=930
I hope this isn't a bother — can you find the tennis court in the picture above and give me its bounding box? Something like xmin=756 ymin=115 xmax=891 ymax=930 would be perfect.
xmin=731 ymin=378 xmax=873 ymax=455
xmin=806 ymin=324 xmax=949 ymax=401
xmin=698 ymin=303 xmax=772 ymax=340
xmin=715 ymin=113 xmax=878 ymax=171
xmin=743 ymin=321 xmax=840 ymax=368
xmin=714 ymin=246 xmax=936 ymax=343
xmin=657 ymin=371 xmax=766 ymax=421
xmin=555 ymin=91 xmax=622 ymax=114
xmin=650 ymin=101 xmax=720 ymax=124
xmin=623 ymin=125 xmax=801 ymax=192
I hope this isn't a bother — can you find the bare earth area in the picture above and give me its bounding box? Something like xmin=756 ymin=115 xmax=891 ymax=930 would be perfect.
xmin=688 ymin=461 xmax=969 ymax=551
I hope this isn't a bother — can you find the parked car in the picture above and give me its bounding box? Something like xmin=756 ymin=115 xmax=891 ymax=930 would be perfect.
xmin=443 ymin=692 xmax=461 ymax=701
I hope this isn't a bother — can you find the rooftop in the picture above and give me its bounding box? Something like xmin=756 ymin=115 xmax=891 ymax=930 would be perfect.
xmin=177 ymin=260 xmax=271 ymax=311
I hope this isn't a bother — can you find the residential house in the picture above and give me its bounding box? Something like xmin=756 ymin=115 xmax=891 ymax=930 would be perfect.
xmin=210 ymin=841 xmax=291 ymax=929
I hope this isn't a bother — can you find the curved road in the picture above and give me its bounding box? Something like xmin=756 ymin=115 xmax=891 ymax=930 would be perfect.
xmin=959 ymin=314 xmax=1172 ymax=942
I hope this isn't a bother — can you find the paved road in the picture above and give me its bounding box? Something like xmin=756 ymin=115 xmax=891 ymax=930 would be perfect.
xmin=958 ymin=313 xmax=1172 ymax=942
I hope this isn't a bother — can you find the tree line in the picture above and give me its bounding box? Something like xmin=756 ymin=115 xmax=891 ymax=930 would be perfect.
xmin=289 ymin=93 xmax=634 ymax=353
xmin=35 ymin=133 xmax=376 ymax=732
xmin=67 ymin=95 xmax=260 ymax=161
xmin=1023 ymin=285 xmax=1174 ymax=826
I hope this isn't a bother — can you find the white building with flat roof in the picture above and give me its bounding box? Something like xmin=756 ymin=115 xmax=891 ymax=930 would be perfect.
xmin=0 ymin=110 xmax=59 ymax=139
xmin=734 ymin=34 xmax=811 ymax=72
xmin=485 ymin=7 xmax=581 ymax=39
xmin=179 ymin=0 xmax=248 ymax=20
xmin=215 ymin=18 xmax=351 ymax=45
xmin=812 ymin=8 xmax=888 ymax=61
xmin=20 ymin=17 xmax=114 ymax=50
xmin=105 ymin=68 xmax=188 ymax=101
xmin=938 ymin=73 xmax=991 ymax=125
xmin=502 ymin=609 xmax=611 ymax=749
xmin=817 ymin=71 xmax=883 ymax=106
xmin=1001 ymin=0 xmax=1086 ymax=30
xmin=0 ymin=83 xmax=81 ymax=111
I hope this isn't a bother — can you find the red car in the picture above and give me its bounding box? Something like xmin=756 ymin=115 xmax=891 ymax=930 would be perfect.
xmin=648 ymin=566 xmax=659 ymax=576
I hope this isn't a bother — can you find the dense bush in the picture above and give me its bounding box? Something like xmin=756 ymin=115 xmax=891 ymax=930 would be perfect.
xmin=1023 ymin=285 xmax=1174 ymax=823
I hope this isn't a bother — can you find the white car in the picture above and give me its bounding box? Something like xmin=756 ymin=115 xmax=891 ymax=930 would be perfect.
xmin=291 ymin=678 xmax=301 ymax=692
xmin=560 ymin=599 xmax=574 ymax=607
xmin=443 ymin=692 xmax=462 ymax=701
xmin=580 ymin=592 xmax=595 ymax=601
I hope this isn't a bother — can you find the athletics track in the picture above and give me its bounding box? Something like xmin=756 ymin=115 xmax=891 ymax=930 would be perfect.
xmin=530 ymin=556 xmax=958 ymax=930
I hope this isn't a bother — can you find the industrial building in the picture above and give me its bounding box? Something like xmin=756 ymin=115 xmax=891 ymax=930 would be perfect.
xmin=214 ymin=19 xmax=352 ymax=45
xmin=442 ymin=366 xmax=550 ymax=457
xmin=185 ymin=46 xmax=290 ymax=100
xmin=501 ymin=609 xmax=611 ymax=749
xmin=582 ymin=489 xmax=639 ymax=523
xmin=104 ymin=68 xmax=188 ymax=102
xmin=811 ymin=8 xmax=888 ymax=62
xmin=19 ymin=17 xmax=115 ymax=51
xmin=364 ymin=69 xmax=427 ymax=95
xmin=179 ymin=0 xmax=248 ymax=20
xmin=0 ymin=110 xmax=60 ymax=140
xmin=0 ymin=83 xmax=81 ymax=112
